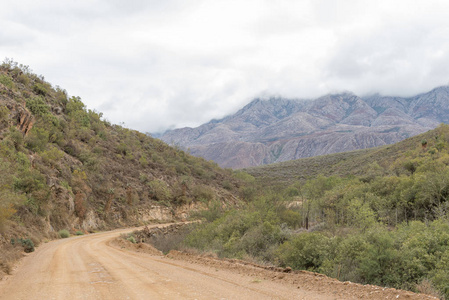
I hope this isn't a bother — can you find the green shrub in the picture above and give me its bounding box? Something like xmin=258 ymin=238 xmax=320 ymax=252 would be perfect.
xmin=11 ymin=238 xmax=35 ymax=253
xmin=0 ymin=203 xmax=17 ymax=230
xmin=139 ymin=155 xmax=148 ymax=167
xmin=185 ymin=201 xmax=285 ymax=260
xmin=25 ymin=127 xmax=49 ymax=152
xmin=0 ymin=74 xmax=15 ymax=89
xmin=222 ymin=180 xmax=233 ymax=190
xmin=117 ymin=143 xmax=128 ymax=156
xmin=41 ymin=146 xmax=64 ymax=165
xmin=75 ymin=231 xmax=84 ymax=236
xmin=127 ymin=235 xmax=136 ymax=244
xmin=276 ymin=232 xmax=330 ymax=271
xmin=26 ymin=96 xmax=49 ymax=116
xmin=192 ymin=185 xmax=215 ymax=202
xmin=191 ymin=200 xmax=223 ymax=222
xmin=0 ymin=106 xmax=9 ymax=122
xmin=58 ymin=229 xmax=70 ymax=238
xmin=148 ymin=179 xmax=172 ymax=202
xmin=55 ymin=87 xmax=68 ymax=104
xmin=17 ymin=73 xmax=30 ymax=86
xmin=33 ymin=83 xmax=48 ymax=96
xmin=66 ymin=96 xmax=85 ymax=114
xmin=279 ymin=209 xmax=302 ymax=229
xmin=8 ymin=127 xmax=24 ymax=150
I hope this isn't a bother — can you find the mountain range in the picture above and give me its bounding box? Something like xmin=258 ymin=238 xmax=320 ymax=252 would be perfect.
xmin=161 ymin=86 xmax=449 ymax=168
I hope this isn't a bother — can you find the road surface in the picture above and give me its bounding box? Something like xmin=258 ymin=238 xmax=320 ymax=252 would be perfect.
xmin=0 ymin=224 xmax=435 ymax=299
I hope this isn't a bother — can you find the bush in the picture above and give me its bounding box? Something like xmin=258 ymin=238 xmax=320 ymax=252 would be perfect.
xmin=0 ymin=106 xmax=9 ymax=122
xmin=192 ymin=185 xmax=215 ymax=202
xmin=149 ymin=225 xmax=195 ymax=254
xmin=279 ymin=209 xmax=302 ymax=229
xmin=26 ymin=96 xmax=50 ymax=116
xmin=127 ymin=235 xmax=136 ymax=244
xmin=0 ymin=203 xmax=17 ymax=230
xmin=191 ymin=200 xmax=223 ymax=222
xmin=58 ymin=229 xmax=70 ymax=238
xmin=33 ymin=83 xmax=48 ymax=96
xmin=11 ymin=238 xmax=35 ymax=253
xmin=41 ymin=146 xmax=64 ymax=165
xmin=25 ymin=127 xmax=49 ymax=152
xmin=17 ymin=73 xmax=30 ymax=86
xmin=8 ymin=127 xmax=24 ymax=150
xmin=75 ymin=231 xmax=84 ymax=236
xmin=0 ymin=74 xmax=15 ymax=89
xmin=276 ymin=232 xmax=330 ymax=271
xmin=148 ymin=179 xmax=172 ymax=202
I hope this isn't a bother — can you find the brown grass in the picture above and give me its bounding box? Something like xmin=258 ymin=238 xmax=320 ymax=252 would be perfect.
xmin=0 ymin=244 xmax=24 ymax=278
xmin=416 ymin=279 xmax=443 ymax=299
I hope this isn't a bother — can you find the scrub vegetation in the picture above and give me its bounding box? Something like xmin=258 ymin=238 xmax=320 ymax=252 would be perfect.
xmin=181 ymin=125 xmax=449 ymax=299
xmin=2 ymin=58 xmax=449 ymax=298
xmin=0 ymin=59 xmax=242 ymax=277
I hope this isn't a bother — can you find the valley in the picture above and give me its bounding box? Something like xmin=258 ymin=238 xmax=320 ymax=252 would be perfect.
xmin=1 ymin=60 xmax=448 ymax=299
xmin=3 ymin=2 xmax=449 ymax=299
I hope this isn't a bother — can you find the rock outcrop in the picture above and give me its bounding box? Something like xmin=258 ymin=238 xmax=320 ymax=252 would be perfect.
xmin=161 ymin=86 xmax=449 ymax=168
xmin=0 ymin=97 xmax=35 ymax=136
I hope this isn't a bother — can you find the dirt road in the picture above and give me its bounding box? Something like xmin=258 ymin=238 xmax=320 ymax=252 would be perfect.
xmin=0 ymin=224 xmax=436 ymax=300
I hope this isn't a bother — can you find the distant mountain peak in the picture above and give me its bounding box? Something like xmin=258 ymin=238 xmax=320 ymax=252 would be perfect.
xmin=161 ymin=86 xmax=449 ymax=168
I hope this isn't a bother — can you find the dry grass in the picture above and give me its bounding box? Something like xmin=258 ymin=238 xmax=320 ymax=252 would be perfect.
xmin=416 ymin=279 xmax=443 ymax=299
xmin=0 ymin=244 xmax=24 ymax=278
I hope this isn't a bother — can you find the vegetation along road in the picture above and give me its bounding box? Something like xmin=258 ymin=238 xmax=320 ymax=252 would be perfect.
xmin=0 ymin=224 xmax=435 ymax=300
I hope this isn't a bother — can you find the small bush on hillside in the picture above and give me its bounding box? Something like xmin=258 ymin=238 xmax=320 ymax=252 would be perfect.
xmin=0 ymin=74 xmax=15 ymax=89
xmin=17 ymin=73 xmax=30 ymax=86
xmin=25 ymin=127 xmax=49 ymax=152
xmin=26 ymin=96 xmax=50 ymax=116
xmin=40 ymin=146 xmax=64 ymax=165
xmin=148 ymin=179 xmax=172 ymax=202
xmin=120 ymin=232 xmax=137 ymax=244
xmin=192 ymin=185 xmax=215 ymax=202
xmin=0 ymin=106 xmax=9 ymax=122
xmin=0 ymin=203 xmax=17 ymax=231
xmin=11 ymin=238 xmax=35 ymax=253
xmin=58 ymin=229 xmax=70 ymax=238
xmin=190 ymin=200 xmax=223 ymax=222
xmin=33 ymin=83 xmax=48 ymax=96
xmin=75 ymin=231 xmax=84 ymax=236
xmin=127 ymin=235 xmax=136 ymax=244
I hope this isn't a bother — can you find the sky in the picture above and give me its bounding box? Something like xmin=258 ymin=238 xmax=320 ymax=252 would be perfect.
xmin=1 ymin=0 xmax=449 ymax=133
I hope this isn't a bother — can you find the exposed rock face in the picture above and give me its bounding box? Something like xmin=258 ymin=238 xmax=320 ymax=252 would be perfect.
xmin=0 ymin=98 xmax=35 ymax=135
xmin=161 ymin=86 xmax=449 ymax=168
xmin=15 ymin=104 xmax=35 ymax=135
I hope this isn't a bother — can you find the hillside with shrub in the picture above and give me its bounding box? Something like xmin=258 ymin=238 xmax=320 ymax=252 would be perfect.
xmin=3 ymin=58 xmax=449 ymax=298
xmin=245 ymin=125 xmax=449 ymax=187
xmin=167 ymin=124 xmax=449 ymax=299
xmin=0 ymin=60 xmax=243 ymax=277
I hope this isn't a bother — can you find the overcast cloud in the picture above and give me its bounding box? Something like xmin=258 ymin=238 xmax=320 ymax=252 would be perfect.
xmin=1 ymin=0 xmax=449 ymax=133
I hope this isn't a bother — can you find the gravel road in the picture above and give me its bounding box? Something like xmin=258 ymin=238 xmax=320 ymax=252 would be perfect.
xmin=0 ymin=224 xmax=436 ymax=300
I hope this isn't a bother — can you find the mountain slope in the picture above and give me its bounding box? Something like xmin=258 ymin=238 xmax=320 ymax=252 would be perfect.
xmin=0 ymin=60 xmax=244 ymax=277
xmin=245 ymin=124 xmax=449 ymax=186
xmin=161 ymin=87 xmax=449 ymax=168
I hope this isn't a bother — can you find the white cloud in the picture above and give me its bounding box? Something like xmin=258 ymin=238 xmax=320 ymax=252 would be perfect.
xmin=1 ymin=0 xmax=449 ymax=133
